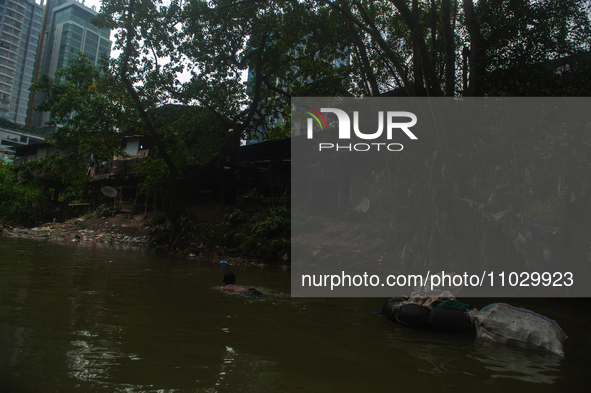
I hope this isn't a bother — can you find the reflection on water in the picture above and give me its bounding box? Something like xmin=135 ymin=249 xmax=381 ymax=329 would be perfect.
xmin=67 ymin=328 xmax=125 ymax=383
xmin=1 ymin=324 xmax=24 ymax=368
xmin=472 ymin=339 xmax=562 ymax=384
xmin=213 ymin=346 xmax=280 ymax=393
xmin=1 ymin=236 xmax=590 ymax=392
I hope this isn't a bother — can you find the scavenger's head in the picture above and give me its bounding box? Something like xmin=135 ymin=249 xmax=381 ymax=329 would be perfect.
xmin=223 ymin=272 xmax=236 ymax=285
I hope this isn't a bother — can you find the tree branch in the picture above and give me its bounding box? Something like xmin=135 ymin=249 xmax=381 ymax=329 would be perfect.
xmin=120 ymin=0 xmax=179 ymax=182
xmin=389 ymin=0 xmax=443 ymax=96
xmin=441 ymin=0 xmax=456 ymax=96
xmin=180 ymin=0 xmax=262 ymax=21
xmin=462 ymin=0 xmax=485 ymax=96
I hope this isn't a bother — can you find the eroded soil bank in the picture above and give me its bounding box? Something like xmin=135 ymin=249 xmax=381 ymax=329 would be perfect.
xmin=1 ymin=213 xmax=151 ymax=246
xmin=1 ymin=200 xmax=291 ymax=268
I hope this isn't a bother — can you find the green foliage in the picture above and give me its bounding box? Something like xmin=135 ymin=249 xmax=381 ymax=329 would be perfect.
xmin=16 ymin=152 xmax=88 ymax=202
xmin=134 ymin=157 xmax=170 ymax=202
xmin=194 ymin=206 xmax=291 ymax=246
xmin=149 ymin=212 xmax=167 ymax=226
xmin=292 ymin=207 xmax=321 ymax=233
xmin=31 ymin=54 xmax=135 ymax=153
xmin=225 ymin=208 xmax=244 ymax=223
xmin=249 ymin=206 xmax=291 ymax=238
xmin=0 ymin=162 xmax=49 ymax=225
xmin=527 ymin=191 xmax=568 ymax=227
xmin=28 ymin=54 xmax=135 ymax=200
xmin=94 ymin=0 xmax=352 ymax=146
xmin=95 ymin=203 xmax=120 ymax=217
xmin=265 ymin=106 xmax=292 ymax=140
xmin=156 ymin=105 xmax=230 ymax=169
xmin=172 ymin=205 xmax=291 ymax=259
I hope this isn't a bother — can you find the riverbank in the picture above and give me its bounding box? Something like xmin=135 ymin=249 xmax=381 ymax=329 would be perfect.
xmin=1 ymin=213 xmax=151 ymax=246
xmin=0 ymin=201 xmax=291 ymax=267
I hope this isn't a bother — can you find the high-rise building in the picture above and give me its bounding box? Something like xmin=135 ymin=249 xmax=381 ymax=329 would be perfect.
xmin=29 ymin=0 xmax=111 ymax=129
xmin=0 ymin=0 xmax=44 ymax=126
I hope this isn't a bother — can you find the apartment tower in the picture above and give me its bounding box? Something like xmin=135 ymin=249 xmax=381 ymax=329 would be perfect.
xmin=0 ymin=0 xmax=44 ymax=126
xmin=29 ymin=0 xmax=111 ymax=129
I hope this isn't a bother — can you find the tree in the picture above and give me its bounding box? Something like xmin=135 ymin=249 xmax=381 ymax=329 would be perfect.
xmin=30 ymin=0 xmax=591 ymax=264
xmin=94 ymin=0 xmax=352 ymax=139
xmin=30 ymin=53 xmax=232 ymax=226
xmin=0 ymin=161 xmax=48 ymax=226
xmin=313 ymin=0 xmax=590 ymax=97
xmin=29 ymin=54 xmax=135 ymax=200
xmin=89 ymin=0 xmax=353 ymax=226
xmin=304 ymin=1 xmax=591 ymax=271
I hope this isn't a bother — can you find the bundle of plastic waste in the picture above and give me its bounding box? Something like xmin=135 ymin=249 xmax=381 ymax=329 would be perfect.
xmin=473 ymin=303 xmax=567 ymax=357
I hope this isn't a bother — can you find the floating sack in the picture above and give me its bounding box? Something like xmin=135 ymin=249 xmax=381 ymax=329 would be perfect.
xmin=474 ymin=303 xmax=567 ymax=357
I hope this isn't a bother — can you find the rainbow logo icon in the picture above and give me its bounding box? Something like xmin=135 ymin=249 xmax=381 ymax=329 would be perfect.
xmin=303 ymin=106 xmax=328 ymax=130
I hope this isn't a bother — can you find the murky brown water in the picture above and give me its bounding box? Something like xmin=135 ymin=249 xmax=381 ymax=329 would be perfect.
xmin=1 ymin=236 xmax=590 ymax=392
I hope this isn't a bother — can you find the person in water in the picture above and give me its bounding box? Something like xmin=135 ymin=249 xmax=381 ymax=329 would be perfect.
xmin=221 ymin=273 xmax=262 ymax=296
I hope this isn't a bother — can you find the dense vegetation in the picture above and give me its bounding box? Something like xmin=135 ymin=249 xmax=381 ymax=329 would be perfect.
xmin=0 ymin=161 xmax=49 ymax=226
xmin=1 ymin=0 xmax=589 ymax=266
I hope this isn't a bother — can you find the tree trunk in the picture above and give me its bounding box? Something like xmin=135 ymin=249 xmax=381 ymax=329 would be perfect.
xmin=463 ymin=0 xmax=486 ymax=96
xmin=441 ymin=0 xmax=456 ymax=97
xmin=391 ymin=0 xmax=443 ymax=96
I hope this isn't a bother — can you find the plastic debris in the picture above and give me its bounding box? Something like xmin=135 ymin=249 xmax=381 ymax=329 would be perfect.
xmin=354 ymin=197 xmax=370 ymax=213
xmin=474 ymin=303 xmax=567 ymax=357
xmin=543 ymin=247 xmax=551 ymax=262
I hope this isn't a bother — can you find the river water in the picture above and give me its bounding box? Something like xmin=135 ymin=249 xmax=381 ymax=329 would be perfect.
xmin=1 ymin=236 xmax=590 ymax=392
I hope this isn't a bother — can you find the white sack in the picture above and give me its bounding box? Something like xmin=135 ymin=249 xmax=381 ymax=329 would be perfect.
xmin=474 ymin=303 xmax=567 ymax=357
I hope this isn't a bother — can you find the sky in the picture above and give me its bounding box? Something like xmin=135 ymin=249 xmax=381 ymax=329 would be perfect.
xmin=81 ymin=0 xmax=102 ymax=13
xmin=34 ymin=0 xmax=103 ymax=10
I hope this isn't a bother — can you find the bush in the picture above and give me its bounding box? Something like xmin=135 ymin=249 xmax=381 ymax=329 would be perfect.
xmin=249 ymin=206 xmax=290 ymax=238
xmin=292 ymin=207 xmax=321 ymax=233
xmin=0 ymin=162 xmax=48 ymax=226
xmin=95 ymin=203 xmax=119 ymax=217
